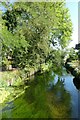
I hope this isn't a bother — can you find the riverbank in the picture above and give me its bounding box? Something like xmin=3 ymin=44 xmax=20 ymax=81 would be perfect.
xmin=0 ymin=63 xmax=50 ymax=104
xmin=0 ymin=69 xmax=25 ymax=104
xmin=65 ymin=60 xmax=80 ymax=78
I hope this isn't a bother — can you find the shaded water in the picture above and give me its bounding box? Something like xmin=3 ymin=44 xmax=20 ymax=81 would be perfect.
xmin=2 ymin=67 xmax=80 ymax=118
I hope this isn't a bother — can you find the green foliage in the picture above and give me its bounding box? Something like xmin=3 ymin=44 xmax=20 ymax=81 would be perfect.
xmin=69 ymin=48 xmax=78 ymax=61
xmin=1 ymin=2 xmax=72 ymax=70
xmin=2 ymin=9 xmax=17 ymax=32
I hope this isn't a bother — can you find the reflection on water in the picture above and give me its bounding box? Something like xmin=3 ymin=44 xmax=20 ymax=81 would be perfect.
xmin=73 ymin=76 xmax=80 ymax=118
xmin=2 ymin=68 xmax=79 ymax=118
xmin=24 ymin=69 xmax=79 ymax=118
xmin=47 ymin=76 xmax=72 ymax=118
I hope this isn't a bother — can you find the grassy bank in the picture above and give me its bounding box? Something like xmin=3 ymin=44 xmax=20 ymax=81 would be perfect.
xmin=0 ymin=63 xmax=50 ymax=104
xmin=0 ymin=70 xmax=25 ymax=104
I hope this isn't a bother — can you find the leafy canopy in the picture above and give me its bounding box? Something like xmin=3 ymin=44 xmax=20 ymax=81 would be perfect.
xmin=1 ymin=1 xmax=72 ymax=69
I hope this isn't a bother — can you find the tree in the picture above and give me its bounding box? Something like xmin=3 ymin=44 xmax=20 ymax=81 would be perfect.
xmin=1 ymin=1 xmax=72 ymax=70
xmin=1 ymin=10 xmax=29 ymax=69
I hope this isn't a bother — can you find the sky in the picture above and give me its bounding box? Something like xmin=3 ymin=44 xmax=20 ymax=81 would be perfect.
xmin=66 ymin=1 xmax=78 ymax=48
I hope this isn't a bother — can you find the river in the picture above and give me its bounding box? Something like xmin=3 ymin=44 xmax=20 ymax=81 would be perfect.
xmin=1 ymin=67 xmax=80 ymax=118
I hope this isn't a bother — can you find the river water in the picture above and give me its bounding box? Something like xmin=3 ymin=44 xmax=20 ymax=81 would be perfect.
xmin=1 ymin=67 xmax=80 ymax=118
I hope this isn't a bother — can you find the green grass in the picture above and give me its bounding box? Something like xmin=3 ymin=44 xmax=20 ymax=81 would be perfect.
xmin=0 ymin=70 xmax=26 ymax=104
